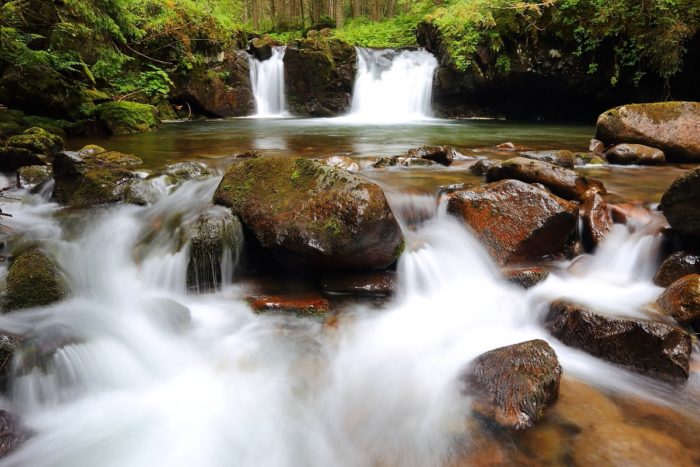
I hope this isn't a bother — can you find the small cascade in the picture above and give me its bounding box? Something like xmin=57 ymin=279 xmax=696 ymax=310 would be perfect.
xmin=249 ymin=46 xmax=287 ymax=117
xmin=349 ymin=48 xmax=438 ymax=122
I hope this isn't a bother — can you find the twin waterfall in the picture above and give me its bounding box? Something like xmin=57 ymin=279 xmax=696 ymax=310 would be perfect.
xmin=248 ymin=46 xmax=438 ymax=120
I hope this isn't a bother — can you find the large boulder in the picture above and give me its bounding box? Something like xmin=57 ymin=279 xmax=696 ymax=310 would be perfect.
xmin=486 ymin=157 xmax=603 ymax=200
xmin=186 ymin=207 xmax=244 ymax=293
xmin=93 ymin=102 xmax=160 ymax=135
xmin=213 ymin=157 xmax=403 ymax=270
xmin=659 ymin=168 xmax=700 ymax=240
xmin=463 ymin=339 xmax=561 ymax=430
xmin=546 ymin=301 xmax=692 ymax=382
xmin=654 ymin=252 xmax=700 ymax=287
xmin=284 ymin=38 xmax=356 ymax=116
xmin=656 ymin=275 xmax=700 ymax=326
xmin=52 ymin=146 xmax=143 ymax=208
xmin=4 ymin=248 xmax=67 ymax=310
xmin=596 ymin=102 xmax=700 ymax=162
xmin=605 ymin=143 xmax=665 ymax=165
xmin=447 ymin=180 xmax=578 ymax=265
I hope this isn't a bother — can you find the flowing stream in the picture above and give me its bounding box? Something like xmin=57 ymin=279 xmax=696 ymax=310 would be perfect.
xmin=0 ymin=165 xmax=697 ymax=466
xmin=249 ymin=46 xmax=288 ymax=117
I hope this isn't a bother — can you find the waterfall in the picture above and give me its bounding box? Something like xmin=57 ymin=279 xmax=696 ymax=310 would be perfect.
xmin=249 ymin=46 xmax=287 ymax=117
xmin=349 ymin=48 xmax=438 ymax=122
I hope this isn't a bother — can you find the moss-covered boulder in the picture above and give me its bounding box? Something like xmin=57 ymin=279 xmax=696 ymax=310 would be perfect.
xmin=596 ymin=102 xmax=700 ymax=162
xmin=0 ymin=147 xmax=45 ymax=173
xmin=4 ymin=249 xmax=67 ymax=310
xmin=213 ymin=157 xmax=404 ymax=270
xmin=660 ymin=167 xmax=700 ymax=240
xmin=186 ymin=206 xmax=244 ymax=293
xmin=52 ymin=145 xmax=144 ymax=208
xmin=5 ymin=127 xmax=63 ymax=155
xmin=17 ymin=165 xmax=52 ymax=188
xmin=93 ymin=102 xmax=160 ymax=135
xmin=165 ymin=161 xmax=214 ymax=184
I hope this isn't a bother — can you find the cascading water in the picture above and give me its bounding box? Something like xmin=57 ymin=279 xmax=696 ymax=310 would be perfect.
xmin=0 ymin=172 xmax=697 ymax=467
xmin=348 ymin=48 xmax=438 ymax=122
xmin=249 ymin=46 xmax=288 ymax=117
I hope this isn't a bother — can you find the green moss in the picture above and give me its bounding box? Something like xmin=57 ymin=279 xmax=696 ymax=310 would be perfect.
xmin=17 ymin=165 xmax=52 ymax=187
xmin=4 ymin=248 xmax=67 ymax=310
xmin=93 ymin=101 xmax=160 ymax=135
xmin=626 ymin=102 xmax=686 ymax=124
xmin=5 ymin=127 xmax=64 ymax=155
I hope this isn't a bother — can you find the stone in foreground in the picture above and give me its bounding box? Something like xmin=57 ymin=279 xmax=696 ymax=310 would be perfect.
xmin=654 ymin=252 xmax=700 ymax=287
xmin=660 ymin=167 xmax=700 ymax=239
xmin=656 ymin=274 xmax=700 ymax=326
xmin=214 ymin=157 xmax=403 ymax=270
xmin=502 ymin=266 xmax=549 ymax=289
xmin=546 ymin=301 xmax=691 ymax=382
xmin=4 ymin=248 xmax=67 ymax=310
xmin=447 ymin=180 xmax=578 ymax=265
xmin=605 ymin=143 xmax=665 ymax=165
xmin=464 ymin=339 xmax=561 ymax=430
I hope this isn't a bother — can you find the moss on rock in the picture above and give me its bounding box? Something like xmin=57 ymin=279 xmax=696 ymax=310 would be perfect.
xmin=5 ymin=127 xmax=64 ymax=155
xmin=93 ymin=102 xmax=160 ymax=135
xmin=4 ymin=248 xmax=67 ymax=310
xmin=17 ymin=165 xmax=52 ymax=188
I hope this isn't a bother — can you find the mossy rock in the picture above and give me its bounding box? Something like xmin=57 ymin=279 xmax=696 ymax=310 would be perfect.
xmin=213 ymin=157 xmax=404 ymax=270
xmin=5 ymin=127 xmax=64 ymax=155
xmin=0 ymin=335 xmax=19 ymax=392
xmin=165 ymin=161 xmax=214 ymax=184
xmin=52 ymin=146 xmax=144 ymax=208
xmin=574 ymin=152 xmax=608 ymax=166
xmin=4 ymin=248 xmax=67 ymax=310
xmin=0 ymin=147 xmax=45 ymax=173
xmin=17 ymin=165 xmax=52 ymax=188
xmin=93 ymin=102 xmax=160 ymax=135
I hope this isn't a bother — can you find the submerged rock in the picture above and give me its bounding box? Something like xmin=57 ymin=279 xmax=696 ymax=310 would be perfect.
xmin=0 ymin=147 xmax=45 ymax=173
xmin=486 ymin=157 xmax=604 ymax=200
xmin=605 ymin=143 xmax=665 ymax=165
xmin=0 ymin=410 xmax=25 ymax=459
xmin=581 ymin=190 xmax=613 ymax=251
xmin=447 ymin=180 xmax=578 ymax=265
xmin=4 ymin=248 xmax=67 ymax=310
xmin=574 ymin=152 xmax=608 ymax=166
xmin=93 ymin=101 xmax=160 ymax=135
xmin=546 ymin=301 xmax=692 ymax=382
xmin=321 ymin=271 xmax=397 ymax=296
xmin=659 ymin=167 xmax=700 ymax=240
xmin=52 ymin=146 xmax=143 ymax=208
xmin=502 ymin=266 xmax=549 ymax=289
xmin=656 ymin=274 xmax=700 ymax=326
xmin=464 ymin=339 xmax=561 ymax=430
xmin=373 ymin=156 xmax=435 ymax=168
xmin=186 ymin=207 xmax=244 ymax=293
xmin=406 ymin=145 xmax=457 ymax=166
xmin=17 ymin=165 xmax=52 ymax=188
xmin=5 ymin=127 xmax=63 ymax=155
xmin=213 ymin=157 xmax=404 ymax=270
xmin=596 ymin=102 xmax=700 ymax=162
xmin=654 ymin=252 xmax=700 ymax=287
xmin=165 ymin=161 xmax=214 ymax=184
xmin=469 ymin=158 xmax=496 ymax=175
xmin=520 ymin=150 xmax=574 ymax=168
xmin=321 ymin=155 xmax=360 ymax=173
xmin=246 ymin=294 xmax=330 ymax=316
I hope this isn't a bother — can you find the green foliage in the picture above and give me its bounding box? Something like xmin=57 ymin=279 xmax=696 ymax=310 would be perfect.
xmin=112 ymin=65 xmax=174 ymax=97
xmin=333 ymin=15 xmax=419 ymax=48
xmin=93 ymin=101 xmax=160 ymax=134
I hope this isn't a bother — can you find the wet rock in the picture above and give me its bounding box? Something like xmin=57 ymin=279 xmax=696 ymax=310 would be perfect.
xmin=93 ymin=102 xmax=160 ymax=135
xmin=373 ymin=156 xmax=435 ymax=168
xmin=437 ymin=182 xmax=476 ymax=197
xmin=214 ymin=157 xmax=404 ymax=270
xmin=164 ymin=161 xmax=214 ymax=184
xmin=5 ymin=127 xmax=63 ymax=155
xmin=654 ymin=252 xmax=700 ymax=287
xmin=589 ymin=139 xmax=605 ymax=153
xmin=406 ymin=145 xmax=456 ymax=166
xmin=248 ymin=37 xmax=273 ymax=61
xmin=52 ymin=146 xmax=143 ymax=208
xmin=574 ymin=152 xmax=607 ymax=166
xmin=186 ymin=206 xmax=244 ymax=293
xmin=321 ymin=271 xmax=397 ymax=296
xmin=502 ymin=266 xmax=549 ymax=289
xmin=550 ymin=377 xmax=623 ymax=430
xmin=486 ymin=157 xmax=604 ymax=200
xmin=546 ymin=301 xmax=692 ymax=382
xmin=605 ymin=143 xmax=665 ymax=165
xmin=596 ymin=102 xmax=700 ymax=162
xmin=233 ymin=151 xmax=261 ymax=159
xmin=447 ymin=180 xmax=578 ymax=265
xmin=469 ymin=158 xmax=496 ymax=175
xmin=495 ymin=142 xmax=528 ymax=151
xmin=572 ymin=423 xmax=695 ymax=467
xmin=464 ymin=339 xmax=561 ymax=429
xmin=4 ymin=248 xmax=67 ymax=310
xmin=0 ymin=147 xmax=45 ymax=172
xmin=0 ymin=335 xmax=19 ymax=392
xmin=659 ymin=167 xmax=700 ymax=239
xmin=656 ymin=274 xmax=700 ymax=326
xmin=16 ymin=165 xmax=51 ymax=188
xmin=521 ymin=150 xmax=574 ymax=168
xmin=247 ymin=294 xmax=330 ymax=316
xmin=322 ymin=155 xmax=360 ymax=173
xmin=581 ymin=190 xmax=613 ymax=251
xmin=0 ymin=410 xmax=25 ymax=458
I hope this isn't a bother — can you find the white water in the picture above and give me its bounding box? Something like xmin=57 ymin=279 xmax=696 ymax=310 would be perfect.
xmin=347 ymin=48 xmax=438 ymax=123
xmin=249 ymin=46 xmax=288 ymax=117
xmin=0 ymin=175 xmax=697 ymax=467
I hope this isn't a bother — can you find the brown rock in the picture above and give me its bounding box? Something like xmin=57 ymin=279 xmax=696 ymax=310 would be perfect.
xmin=502 ymin=267 xmax=549 ymax=289
xmin=605 ymin=143 xmax=665 ymax=165
xmin=321 ymin=155 xmax=360 ymax=173
xmin=447 ymin=180 xmax=578 ymax=265
xmin=406 ymin=145 xmax=456 ymax=166
xmin=546 ymin=301 xmax=692 ymax=382
xmin=589 ymin=139 xmax=605 ymax=153
xmin=596 ymin=102 xmax=700 ymax=162
xmin=520 ymin=150 xmax=575 ymax=168
xmin=464 ymin=339 xmax=562 ymax=429
xmin=656 ymin=274 xmax=700 ymax=325
xmin=469 ymin=158 xmax=495 ymax=175
xmin=486 ymin=157 xmax=604 ymax=200
xmin=654 ymin=252 xmax=700 ymax=287
xmin=660 ymin=167 xmax=700 ymax=239
xmin=247 ymin=294 xmax=330 ymax=316
xmin=0 ymin=410 xmax=25 ymax=459
xmin=581 ymin=190 xmax=612 ymax=251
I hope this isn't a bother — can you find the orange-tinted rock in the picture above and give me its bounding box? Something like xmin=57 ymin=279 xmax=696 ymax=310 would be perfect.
xmin=464 ymin=339 xmax=562 ymax=430
xmin=656 ymin=274 xmax=700 ymax=325
xmin=246 ymin=294 xmax=330 ymax=316
xmin=654 ymin=251 xmax=700 ymax=287
xmin=605 ymin=143 xmax=665 ymax=165
xmin=550 ymin=377 xmax=623 ymax=430
xmin=521 ymin=150 xmax=574 ymax=168
xmin=447 ymin=180 xmax=578 ymax=265
xmin=581 ymin=190 xmax=612 ymax=251
xmin=589 ymin=139 xmax=605 ymax=153
xmin=502 ymin=266 xmax=549 ymax=289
